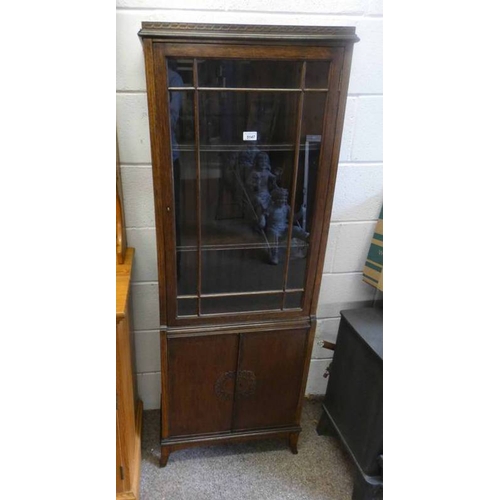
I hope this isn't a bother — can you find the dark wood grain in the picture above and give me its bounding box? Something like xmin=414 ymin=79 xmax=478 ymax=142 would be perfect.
xmin=164 ymin=308 xmax=308 ymax=330
xmin=160 ymin=331 xmax=169 ymax=439
xmin=289 ymin=431 xmax=300 ymax=454
xmin=157 ymin=43 xmax=338 ymax=60
xmin=168 ymin=335 xmax=239 ymax=436
xmin=143 ymin=39 xmax=170 ymax=327
xmin=139 ymin=23 xmax=359 ymax=464
xmin=148 ymin=45 xmax=346 ymax=329
xmin=153 ymin=43 xmax=178 ymax=325
xmin=163 ymin=425 xmax=301 ymax=449
xmin=160 ymin=446 xmax=170 ymax=468
xmin=166 ymin=317 xmax=311 ymax=338
xmin=301 ymin=48 xmax=345 ymax=315
xmin=233 ymin=329 xmax=308 ymax=430
xmin=310 ymin=43 xmax=355 ymax=314
xmin=294 ymin=318 xmax=318 ymax=424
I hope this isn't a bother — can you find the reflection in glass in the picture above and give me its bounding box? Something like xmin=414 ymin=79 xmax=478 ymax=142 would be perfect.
xmin=199 ymin=150 xmax=296 ymax=247
xmin=177 ymin=249 xmax=197 ymax=296
xmin=177 ymin=298 xmax=197 ymax=317
xmin=198 ymin=60 xmax=302 ymax=89
xmin=198 ymin=91 xmax=298 ymax=146
xmin=167 ymin=65 xmax=196 ymax=302
xmin=198 ymin=90 xmax=302 ymax=297
xmin=285 ymin=92 xmax=327 ymax=291
xmin=284 ymin=292 xmax=303 ymax=309
xmin=201 ymin=249 xmax=286 ymax=294
xmin=305 ymin=61 xmax=330 ymax=88
xmin=202 ymin=293 xmax=282 ymax=315
xmin=168 ymin=60 xmax=198 ymax=317
xmin=167 ymin=58 xmax=194 ymax=87
xmin=166 ymin=57 xmax=331 ymax=316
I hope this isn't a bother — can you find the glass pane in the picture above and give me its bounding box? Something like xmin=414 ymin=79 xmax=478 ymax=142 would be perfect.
xmin=305 ymin=61 xmax=330 ymax=89
xmin=165 ymin=57 xmax=329 ymax=315
xmin=286 ymin=92 xmax=327 ymax=290
xmin=177 ymin=298 xmax=197 ymax=317
xmin=199 ymin=90 xmax=300 ymax=297
xmin=177 ymin=249 xmax=197 ymax=296
xmin=201 ymin=294 xmax=282 ymax=315
xmin=199 ymin=149 xmax=296 ymax=248
xmin=201 ymin=249 xmax=286 ymax=294
xmin=284 ymin=292 xmax=303 ymax=309
xmin=199 ymin=91 xmax=298 ymax=145
xmin=167 ymin=58 xmax=194 ymax=87
xmin=197 ymin=60 xmax=302 ymax=88
xmin=169 ymin=90 xmax=194 ymax=149
xmin=167 ymin=74 xmax=197 ymax=295
xmin=174 ymin=148 xmax=197 ymax=250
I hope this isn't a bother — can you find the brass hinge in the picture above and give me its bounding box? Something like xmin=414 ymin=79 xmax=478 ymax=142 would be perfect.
xmin=120 ymin=466 xmax=125 ymax=481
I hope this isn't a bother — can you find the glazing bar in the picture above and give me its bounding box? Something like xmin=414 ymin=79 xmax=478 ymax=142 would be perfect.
xmin=281 ymin=61 xmax=306 ymax=310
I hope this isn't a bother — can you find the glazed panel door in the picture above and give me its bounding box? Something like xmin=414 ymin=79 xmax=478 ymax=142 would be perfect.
xmin=168 ymin=335 xmax=239 ymax=437
xmin=153 ymin=44 xmax=343 ymax=325
xmin=232 ymin=329 xmax=309 ymax=431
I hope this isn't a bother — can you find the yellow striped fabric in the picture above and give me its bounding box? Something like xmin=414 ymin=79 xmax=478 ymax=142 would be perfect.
xmin=363 ymin=207 xmax=383 ymax=291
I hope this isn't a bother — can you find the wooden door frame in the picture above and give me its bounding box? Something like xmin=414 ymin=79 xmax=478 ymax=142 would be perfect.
xmin=143 ymin=39 xmax=351 ymax=328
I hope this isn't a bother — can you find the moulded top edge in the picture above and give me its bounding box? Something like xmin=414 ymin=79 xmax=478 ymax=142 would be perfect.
xmin=138 ymin=22 xmax=359 ymax=43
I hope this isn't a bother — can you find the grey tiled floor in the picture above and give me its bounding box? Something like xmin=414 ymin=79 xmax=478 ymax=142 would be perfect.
xmin=140 ymin=400 xmax=355 ymax=500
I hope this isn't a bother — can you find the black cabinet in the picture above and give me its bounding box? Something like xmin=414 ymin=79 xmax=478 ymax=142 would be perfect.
xmin=317 ymin=307 xmax=383 ymax=500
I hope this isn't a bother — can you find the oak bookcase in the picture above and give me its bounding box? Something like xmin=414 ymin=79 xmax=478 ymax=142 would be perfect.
xmin=138 ymin=22 xmax=359 ymax=466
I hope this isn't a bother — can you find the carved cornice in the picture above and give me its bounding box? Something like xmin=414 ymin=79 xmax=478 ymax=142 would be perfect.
xmin=138 ymin=22 xmax=359 ymax=43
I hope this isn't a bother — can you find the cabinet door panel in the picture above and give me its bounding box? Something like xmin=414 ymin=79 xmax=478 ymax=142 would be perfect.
xmin=162 ymin=55 xmax=335 ymax=320
xmin=233 ymin=329 xmax=308 ymax=430
xmin=168 ymin=335 xmax=238 ymax=437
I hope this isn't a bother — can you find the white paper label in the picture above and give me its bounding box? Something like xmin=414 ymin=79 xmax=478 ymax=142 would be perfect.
xmin=306 ymin=134 xmax=322 ymax=142
xmin=243 ymin=131 xmax=257 ymax=141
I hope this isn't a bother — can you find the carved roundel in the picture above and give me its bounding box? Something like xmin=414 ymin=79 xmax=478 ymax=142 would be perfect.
xmin=236 ymin=370 xmax=256 ymax=399
xmin=215 ymin=371 xmax=236 ymax=401
xmin=214 ymin=370 xmax=257 ymax=401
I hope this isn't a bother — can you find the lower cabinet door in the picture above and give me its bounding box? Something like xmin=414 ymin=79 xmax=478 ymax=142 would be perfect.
xmin=168 ymin=334 xmax=239 ymax=437
xmin=233 ymin=329 xmax=308 ymax=431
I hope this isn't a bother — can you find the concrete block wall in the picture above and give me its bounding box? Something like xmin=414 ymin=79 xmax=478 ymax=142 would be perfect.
xmin=117 ymin=0 xmax=383 ymax=409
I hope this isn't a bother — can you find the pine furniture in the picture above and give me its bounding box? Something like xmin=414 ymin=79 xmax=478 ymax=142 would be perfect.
xmin=116 ymin=142 xmax=142 ymax=498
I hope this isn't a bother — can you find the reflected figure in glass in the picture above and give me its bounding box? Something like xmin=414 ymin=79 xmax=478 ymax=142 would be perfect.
xmin=266 ymin=187 xmax=309 ymax=265
xmin=245 ymin=152 xmax=278 ymax=230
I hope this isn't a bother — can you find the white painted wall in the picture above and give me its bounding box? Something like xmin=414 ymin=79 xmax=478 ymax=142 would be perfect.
xmin=117 ymin=0 xmax=383 ymax=410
